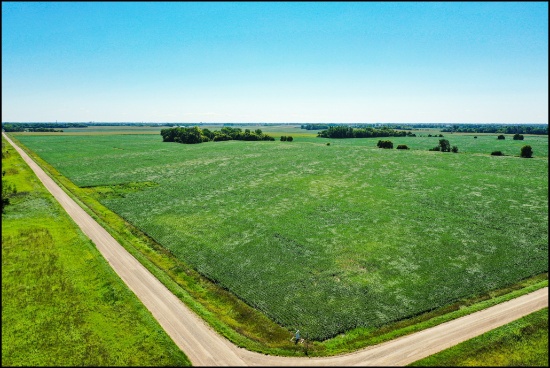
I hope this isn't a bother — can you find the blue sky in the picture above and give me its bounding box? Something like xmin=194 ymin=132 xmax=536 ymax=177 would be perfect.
xmin=2 ymin=2 xmax=548 ymax=123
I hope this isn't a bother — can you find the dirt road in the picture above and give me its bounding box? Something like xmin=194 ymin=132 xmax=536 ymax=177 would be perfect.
xmin=4 ymin=132 xmax=548 ymax=366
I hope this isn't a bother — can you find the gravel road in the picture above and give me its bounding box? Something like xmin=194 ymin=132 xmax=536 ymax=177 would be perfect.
xmin=4 ymin=132 xmax=547 ymax=366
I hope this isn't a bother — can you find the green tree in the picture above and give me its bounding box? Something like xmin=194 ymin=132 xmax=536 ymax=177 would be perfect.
xmin=497 ymin=135 xmax=505 ymax=140
xmin=520 ymin=145 xmax=533 ymax=158
xmin=513 ymin=133 xmax=524 ymax=140
xmin=439 ymin=139 xmax=451 ymax=152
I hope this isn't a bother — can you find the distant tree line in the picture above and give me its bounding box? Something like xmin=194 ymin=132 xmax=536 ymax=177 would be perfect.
xmin=1 ymin=123 xmax=88 ymax=132
xmin=161 ymin=126 xmax=275 ymax=144
xmin=301 ymin=124 xmax=337 ymax=130
xmin=441 ymin=124 xmax=547 ymax=135
xmin=317 ymin=126 xmax=416 ymax=139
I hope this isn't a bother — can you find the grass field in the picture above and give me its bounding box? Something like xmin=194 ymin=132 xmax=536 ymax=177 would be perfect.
xmin=409 ymin=307 xmax=548 ymax=366
xmin=11 ymin=130 xmax=548 ymax=341
xmin=1 ymin=137 xmax=191 ymax=366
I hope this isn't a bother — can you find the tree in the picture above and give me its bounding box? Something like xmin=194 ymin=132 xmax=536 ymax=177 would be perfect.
xmin=280 ymin=136 xmax=287 ymax=141
xmin=497 ymin=135 xmax=505 ymax=140
xmin=439 ymin=139 xmax=451 ymax=152
xmin=520 ymin=145 xmax=533 ymax=158
xmin=286 ymin=136 xmax=293 ymax=142
xmin=396 ymin=144 xmax=409 ymax=150
xmin=377 ymin=140 xmax=393 ymax=149
xmin=451 ymin=145 xmax=458 ymax=153
xmin=513 ymin=133 xmax=524 ymax=140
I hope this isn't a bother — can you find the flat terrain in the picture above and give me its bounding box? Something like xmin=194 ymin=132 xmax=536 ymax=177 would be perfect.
xmin=12 ymin=131 xmax=548 ymax=340
xmin=1 ymin=134 xmax=191 ymax=366
xmin=4 ymin=132 xmax=548 ymax=366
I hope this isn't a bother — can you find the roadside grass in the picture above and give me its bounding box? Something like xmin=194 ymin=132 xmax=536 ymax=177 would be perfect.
xmin=6 ymin=131 xmax=548 ymax=358
xmin=1 ymin=137 xmax=191 ymax=366
xmin=409 ymin=308 xmax=548 ymax=366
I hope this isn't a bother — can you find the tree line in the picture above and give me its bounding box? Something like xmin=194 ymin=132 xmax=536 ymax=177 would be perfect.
xmin=161 ymin=126 xmax=275 ymax=144
xmin=1 ymin=123 xmax=86 ymax=132
xmin=317 ymin=126 xmax=417 ymax=139
xmin=441 ymin=124 xmax=547 ymax=135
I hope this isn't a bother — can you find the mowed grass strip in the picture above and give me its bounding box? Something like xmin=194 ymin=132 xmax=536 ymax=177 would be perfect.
xmin=1 ymin=137 xmax=190 ymax=366
xmin=12 ymin=132 xmax=549 ymax=342
xmin=408 ymin=307 xmax=548 ymax=366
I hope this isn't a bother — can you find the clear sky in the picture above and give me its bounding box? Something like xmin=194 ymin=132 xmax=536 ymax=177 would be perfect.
xmin=2 ymin=2 xmax=548 ymax=124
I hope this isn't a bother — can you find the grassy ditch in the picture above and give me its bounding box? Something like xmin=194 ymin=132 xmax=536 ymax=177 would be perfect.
xmin=409 ymin=307 xmax=548 ymax=366
xmin=1 ymin=137 xmax=191 ymax=366
xmin=6 ymin=132 xmax=548 ymax=358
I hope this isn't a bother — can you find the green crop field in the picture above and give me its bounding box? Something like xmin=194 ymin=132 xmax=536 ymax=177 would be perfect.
xmin=12 ymin=130 xmax=548 ymax=341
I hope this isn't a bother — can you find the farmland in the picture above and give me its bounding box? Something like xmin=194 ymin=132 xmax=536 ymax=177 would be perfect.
xmin=1 ymin=136 xmax=191 ymax=366
xmin=11 ymin=128 xmax=548 ymax=341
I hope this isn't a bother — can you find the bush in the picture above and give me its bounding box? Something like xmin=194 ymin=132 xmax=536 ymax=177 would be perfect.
xmin=474 ymin=136 xmax=477 ymax=139
xmin=439 ymin=139 xmax=451 ymax=152
xmin=377 ymin=140 xmax=393 ymax=149
xmin=520 ymin=145 xmax=533 ymax=158
xmin=491 ymin=151 xmax=504 ymax=156
xmin=429 ymin=146 xmax=441 ymax=151
xmin=513 ymin=134 xmax=524 ymax=140
xmin=287 ymin=136 xmax=293 ymax=142
xmin=497 ymin=135 xmax=505 ymax=140
xmin=451 ymin=146 xmax=458 ymax=153
xmin=280 ymin=136 xmax=287 ymax=141
xmin=396 ymin=145 xmax=409 ymax=150
xmin=326 ymin=142 xmax=330 ymax=146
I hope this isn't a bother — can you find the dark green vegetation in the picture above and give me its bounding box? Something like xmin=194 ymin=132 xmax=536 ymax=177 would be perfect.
xmin=1 ymin=137 xmax=191 ymax=366
xmin=317 ymin=125 xmax=416 ymax=138
xmin=2 ymin=123 xmax=86 ymax=132
xmin=521 ymin=145 xmax=534 ymax=158
xmin=11 ymin=131 xmax=548 ymax=343
xmin=161 ymin=126 xmax=275 ymax=144
xmin=377 ymin=140 xmax=394 ymax=149
xmin=441 ymin=124 xmax=548 ymax=135
xmin=409 ymin=308 xmax=548 ymax=366
xmin=514 ymin=133 xmax=525 ymax=140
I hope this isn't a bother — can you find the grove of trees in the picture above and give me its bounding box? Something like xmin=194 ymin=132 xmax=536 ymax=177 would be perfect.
xmin=318 ymin=126 xmax=416 ymax=139
xmin=161 ymin=126 xmax=275 ymax=144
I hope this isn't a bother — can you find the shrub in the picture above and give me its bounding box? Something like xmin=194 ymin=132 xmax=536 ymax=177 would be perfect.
xmin=429 ymin=146 xmax=440 ymax=151
xmin=513 ymin=134 xmax=524 ymax=140
xmin=326 ymin=142 xmax=330 ymax=146
xmin=287 ymin=136 xmax=293 ymax=142
xmin=280 ymin=136 xmax=287 ymax=141
xmin=497 ymin=135 xmax=505 ymax=140
xmin=396 ymin=145 xmax=409 ymax=150
xmin=520 ymin=145 xmax=533 ymax=158
xmin=491 ymin=151 xmax=504 ymax=156
xmin=377 ymin=140 xmax=393 ymax=149
xmin=474 ymin=136 xmax=478 ymax=139
xmin=451 ymin=146 xmax=458 ymax=153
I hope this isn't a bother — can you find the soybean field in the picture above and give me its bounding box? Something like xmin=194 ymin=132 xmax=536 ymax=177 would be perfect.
xmin=13 ymin=131 xmax=548 ymax=340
